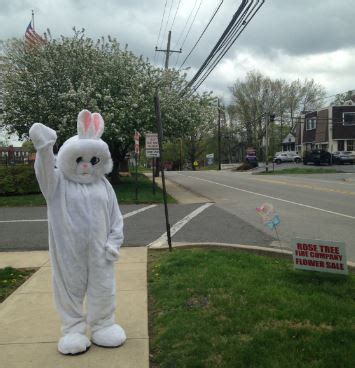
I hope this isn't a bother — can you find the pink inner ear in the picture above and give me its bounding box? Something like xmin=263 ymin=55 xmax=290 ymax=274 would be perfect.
xmin=93 ymin=114 xmax=101 ymax=134
xmin=83 ymin=111 xmax=91 ymax=133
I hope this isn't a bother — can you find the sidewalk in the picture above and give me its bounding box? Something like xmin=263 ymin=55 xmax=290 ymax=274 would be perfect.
xmin=0 ymin=247 xmax=148 ymax=368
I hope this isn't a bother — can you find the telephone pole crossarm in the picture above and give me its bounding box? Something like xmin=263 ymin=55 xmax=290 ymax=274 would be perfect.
xmin=155 ymin=30 xmax=182 ymax=70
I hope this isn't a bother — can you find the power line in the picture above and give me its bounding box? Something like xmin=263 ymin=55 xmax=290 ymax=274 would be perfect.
xmin=182 ymin=0 xmax=265 ymax=96
xmin=159 ymin=0 xmax=175 ymax=64
xmin=170 ymin=0 xmax=182 ymax=31
xmin=174 ymin=0 xmax=199 ymax=50
xmin=179 ymin=0 xmax=224 ymax=71
xmin=190 ymin=0 xmax=264 ymax=93
xmin=154 ymin=0 xmax=168 ymax=64
xmin=174 ymin=0 xmax=204 ymax=68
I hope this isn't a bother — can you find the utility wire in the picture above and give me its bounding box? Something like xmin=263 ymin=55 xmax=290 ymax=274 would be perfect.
xmin=154 ymin=0 xmax=168 ymax=64
xmin=185 ymin=0 xmax=250 ymax=91
xmin=159 ymin=0 xmax=175 ymax=64
xmin=190 ymin=0 xmax=264 ymax=93
xmin=179 ymin=0 xmax=223 ymax=71
xmin=174 ymin=0 xmax=204 ymax=68
xmin=174 ymin=0 xmax=199 ymax=50
xmin=170 ymin=0 xmax=182 ymax=31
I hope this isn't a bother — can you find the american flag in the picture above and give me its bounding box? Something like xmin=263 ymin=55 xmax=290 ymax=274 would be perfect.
xmin=25 ymin=22 xmax=45 ymax=49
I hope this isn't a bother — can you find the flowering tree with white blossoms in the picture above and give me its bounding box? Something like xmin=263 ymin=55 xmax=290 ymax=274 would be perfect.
xmin=2 ymin=29 xmax=216 ymax=179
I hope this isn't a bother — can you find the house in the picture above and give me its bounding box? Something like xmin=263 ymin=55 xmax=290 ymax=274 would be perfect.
xmin=295 ymin=95 xmax=355 ymax=155
xmin=0 ymin=146 xmax=33 ymax=165
xmin=282 ymin=133 xmax=296 ymax=152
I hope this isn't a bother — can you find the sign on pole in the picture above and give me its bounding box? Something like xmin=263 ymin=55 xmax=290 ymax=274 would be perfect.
xmin=206 ymin=153 xmax=214 ymax=166
xmin=291 ymin=238 xmax=348 ymax=275
xmin=134 ymin=131 xmax=140 ymax=155
xmin=145 ymin=133 xmax=160 ymax=158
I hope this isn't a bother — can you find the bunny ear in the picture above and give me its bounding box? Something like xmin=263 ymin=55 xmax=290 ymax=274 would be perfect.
xmin=77 ymin=109 xmax=93 ymax=138
xmin=77 ymin=110 xmax=105 ymax=139
xmin=91 ymin=113 xmax=104 ymax=138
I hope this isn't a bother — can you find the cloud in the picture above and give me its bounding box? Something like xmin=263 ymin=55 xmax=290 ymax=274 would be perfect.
xmin=0 ymin=0 xmax=355 ymax=101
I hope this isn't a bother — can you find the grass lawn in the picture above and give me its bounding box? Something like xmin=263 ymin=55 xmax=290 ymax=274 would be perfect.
xmin=258 ymin=167 xmax=339 ymax=175
xmin=0 ymin=173 xmax=176 ymax=206
xmin=148 ymin=248 xmax=355 ymax=368
xmin=114 ymin=173 xmax=176 ymax=204
xmin=0 ymin=267 xmax=36 ymax=302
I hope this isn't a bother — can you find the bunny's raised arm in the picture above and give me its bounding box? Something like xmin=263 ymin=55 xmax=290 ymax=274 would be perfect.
xmin=29 ymin=123 xmax=59 ymax=201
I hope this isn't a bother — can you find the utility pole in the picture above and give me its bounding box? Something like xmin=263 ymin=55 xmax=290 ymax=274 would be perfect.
xmin=154 ymin=31 xmax=182 ymax=177
xmin=265 ymin=114 xmax=269 ymax=173
xmin=155 ymin=31 xmax=182 ymax=70
xmin=218 ymin=98 xmax=221 ymax=170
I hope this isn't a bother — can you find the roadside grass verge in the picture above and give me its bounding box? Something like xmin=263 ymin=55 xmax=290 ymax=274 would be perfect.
xmin=0 ymin=267 xmax=36 ymax=302
xmin=114 ymin=173 xmax=176 ymax=204
xmin=148 ymin=248 xmax=355 ymax=368
xmin=0 ymin=173 xmax=176 ymax=206
xmin=257 ymin=167 xmax=339 ymax=175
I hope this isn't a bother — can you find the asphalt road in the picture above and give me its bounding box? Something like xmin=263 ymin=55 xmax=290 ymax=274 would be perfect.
xmin=0 ymin=202 xmax=273 ymax=252
xmin=165 ymin=170 xmax=355 ymax=262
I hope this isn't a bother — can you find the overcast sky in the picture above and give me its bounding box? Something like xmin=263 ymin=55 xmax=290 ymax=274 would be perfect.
xmin=1 ymin=0 xmax=355 ymax=104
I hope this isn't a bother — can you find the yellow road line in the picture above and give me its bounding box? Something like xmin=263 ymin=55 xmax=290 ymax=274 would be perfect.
xmin=253 ymin=177 xmax=355 ymax=196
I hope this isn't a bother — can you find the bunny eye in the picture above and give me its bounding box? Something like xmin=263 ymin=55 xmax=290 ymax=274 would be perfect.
xmin=76 ymin=157 xmax=83 ymax=164
xmin=90 ymin=156 xmax=100 ymax=165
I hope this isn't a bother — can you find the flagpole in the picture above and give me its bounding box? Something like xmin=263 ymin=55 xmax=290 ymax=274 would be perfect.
xmin=31 ymin=10 xmax=35 ymax=30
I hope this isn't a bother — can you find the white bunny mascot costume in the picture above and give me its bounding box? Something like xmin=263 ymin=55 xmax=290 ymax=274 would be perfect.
xmin=29 ymin=110 xmax=126 ymax=355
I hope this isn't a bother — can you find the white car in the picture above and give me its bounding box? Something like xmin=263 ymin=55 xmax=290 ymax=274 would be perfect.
xmin=273 ymin=151 xmax=302 ymax=164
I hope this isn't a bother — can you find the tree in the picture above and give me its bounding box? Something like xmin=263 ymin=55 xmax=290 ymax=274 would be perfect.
xmin=330 ymin=90 xmax=354 ymax=105
xmin=21 ymin=140 xmax=35 ymax=153
xmin=2 ymin=30 xmax=216 ymax=179
xmin=229 ymin=71 xmax=327 ymax=158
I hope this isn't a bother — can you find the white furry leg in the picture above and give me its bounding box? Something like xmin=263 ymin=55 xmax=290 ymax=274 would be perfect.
xmin=91 ymin=324 xmax=126 ymax=347
xmin=58 ymin=333 xmax=91 ymax=355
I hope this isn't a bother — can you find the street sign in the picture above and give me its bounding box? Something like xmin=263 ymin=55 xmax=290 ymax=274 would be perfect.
xmin=145 ymin=133 xmax=160 ymax=158
xmin=291 ymin=238 xmax=348 ymax=275
xmin=206 ymin=153 xmax=214 ymax=166
xmin=134 ymin=131 xmax=140 ymax=154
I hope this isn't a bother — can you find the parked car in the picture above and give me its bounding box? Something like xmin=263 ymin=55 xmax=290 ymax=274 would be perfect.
xmin=273 ymin=151 xmax=302 ymax=164
xmin=303 ymin=150 xmax=332 ymax=165
xmin=331 ymin=151 xmax=355 ymax=165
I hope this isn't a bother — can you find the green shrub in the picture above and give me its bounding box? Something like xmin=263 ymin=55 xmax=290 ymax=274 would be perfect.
xmin=0 ymin=165 xmax=40 ymax=195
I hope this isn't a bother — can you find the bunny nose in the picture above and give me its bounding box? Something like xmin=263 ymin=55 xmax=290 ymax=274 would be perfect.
xmin=82 ymin=163 xmax=89 ymax=169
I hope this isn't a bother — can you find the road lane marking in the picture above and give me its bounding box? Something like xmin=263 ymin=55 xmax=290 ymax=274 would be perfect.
xmin=122 ymin=204 xmax=157 ymax=219
xmin=0 ymin=219 xmax=47 ymax=223
xmin=177 ymin=173 xmax=355 ymax=220
xmin=0 ymin=204 xmax=157 ymax=223
xmin=148 ymin=202 xmax=214 ymax=248
xmin=252 ymin=177 xmax=355 ymax=196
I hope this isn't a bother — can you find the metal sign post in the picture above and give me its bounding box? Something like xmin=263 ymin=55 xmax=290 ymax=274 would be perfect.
xmin=145 ymin=132 xmax=160 ymax=195
xmin=154 ymin=92 xmax=172 ymax=251
xmin=134 ymin=131 xmax=140 ymax=201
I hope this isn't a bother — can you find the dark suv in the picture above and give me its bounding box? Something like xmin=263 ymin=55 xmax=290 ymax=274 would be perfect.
xmin=303 ymin=150 xmax=331 ymax=165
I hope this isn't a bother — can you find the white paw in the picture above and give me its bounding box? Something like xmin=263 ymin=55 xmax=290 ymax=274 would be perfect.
xmin=58 ymin=333 xmax=91 ymax=355
xmin=91 ymin=324 xmax=126 ymax=347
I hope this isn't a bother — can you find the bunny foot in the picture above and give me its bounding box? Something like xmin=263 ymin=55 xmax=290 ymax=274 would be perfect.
xmin=58 ymin=333 xmax=91 ymax=355
xmin=91 ymin=324 xmax=126 ymax=348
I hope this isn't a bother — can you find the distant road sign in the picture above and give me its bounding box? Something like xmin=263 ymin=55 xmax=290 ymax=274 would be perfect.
xmin=134 ymin=131 xmax=140 ymax=154
xmin=145 ymin=133 xmax=160 ymax=158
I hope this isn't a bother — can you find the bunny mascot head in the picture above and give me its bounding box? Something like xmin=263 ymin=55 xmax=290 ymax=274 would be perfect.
xmin=29 ymin=110 xmax=125 ymax=355
xmin=57 ymin=110 xmax=113 ymax=184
